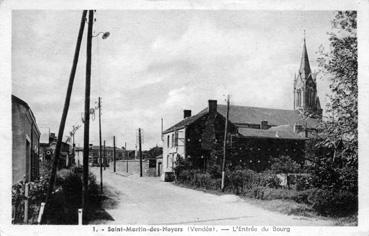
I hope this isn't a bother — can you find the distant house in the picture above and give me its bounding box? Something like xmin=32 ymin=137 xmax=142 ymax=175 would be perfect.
xmin=161 ymin=39 xmax=321 ymax=181
xmin=39 ymin=132 xmax=72 ymax=169
xmin=75 ymin=145 xmax=126 ymax=167
xmin=12 ymin=95 xmax=41 ymax=184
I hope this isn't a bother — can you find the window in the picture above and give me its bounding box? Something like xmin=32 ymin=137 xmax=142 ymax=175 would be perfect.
xmin=297 ymin=90 xmax=301 ymax=106
xmin=167 ymin=135 xmax=170 ymax=148
xmin=174 ymin=131 xmax=178 ymax=147
xmin=171 ymin=133 xmax=175 ymax=147
xmin=26 ymin=140 xmax=30 ymax=181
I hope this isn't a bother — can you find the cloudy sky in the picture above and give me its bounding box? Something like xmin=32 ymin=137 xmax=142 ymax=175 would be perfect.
xmin=12 ymin=10 xmax=334 ymax=150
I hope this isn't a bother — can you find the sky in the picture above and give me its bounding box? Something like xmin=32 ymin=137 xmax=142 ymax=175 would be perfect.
xmin=12 ymin=10 xmax=335 ymax=150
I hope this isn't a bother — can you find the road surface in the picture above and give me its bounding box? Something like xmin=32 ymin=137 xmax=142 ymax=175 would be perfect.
xmin=90 ymin=168 xmax=334 ymax=225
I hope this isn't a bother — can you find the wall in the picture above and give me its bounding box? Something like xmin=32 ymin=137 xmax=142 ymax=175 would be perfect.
xmin=109 ymin=160 xmax=156 ymax=176
xmin=162 ymin=128 xmax=185 ymax=180
xmin=185 ymin=112 xmax=237 ymax=170
xmin=229 ymin=136 xmax=306 ymax=172
xmin=12 ymin=101 xmax=40 ymax=184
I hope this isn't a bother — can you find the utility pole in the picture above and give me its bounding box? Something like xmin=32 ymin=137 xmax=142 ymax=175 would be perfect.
xmin=42 ymin=10 xmax=87 ymax=224
xmin=98 ymin=97 xmax=103 ymax=193
xmin=161 ymin=118 xmax=164 ymax=141
xmin=103 ymin=140 xmax=106 ymax=170
xmin=113 ymin=136 xmax=116 ymax=172
xmin=138 ymin=128 xmax=143 ymax=177
xmin=221 ymin=95 xmax=230 ymax=192
xmin=125 ymin=142 xmax=128 ymax=173
xmin=82 ymin=10 xmax=94 ymax=219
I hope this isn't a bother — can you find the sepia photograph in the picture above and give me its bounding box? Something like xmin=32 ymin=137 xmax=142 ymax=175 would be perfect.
xmin=1 ymin=1 xmax=367 ymax=234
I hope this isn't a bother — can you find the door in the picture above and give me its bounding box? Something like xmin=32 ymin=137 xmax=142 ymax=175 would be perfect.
xmin=158 ymin=162 xmax=162 ymax=176
xmin=25 ymin=140 xmax=30 ymax=182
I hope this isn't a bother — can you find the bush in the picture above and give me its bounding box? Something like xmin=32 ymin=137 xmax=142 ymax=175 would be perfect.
xmin=12 ymin=176 xmax=50 ymax=224
xmin=308 ymin=188 xmax=357 ymax=217
xmin=294 ymin=175 xmax=313 ymax=191
xmin=207 ymin=165 xmax=222 ymax=179
xmin=270 ymin=155 xmax=302 ymax=174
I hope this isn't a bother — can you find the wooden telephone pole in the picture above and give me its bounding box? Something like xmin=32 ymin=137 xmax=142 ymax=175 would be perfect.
xmin=125 ymin=142 xmax=128 ymax=172
xmin=42 ymin=10 xmax=87 ymax=224
xmin=221 ymin=95 xmax=230 ymax=191
xmin=138 ymin=128 xmax=143 ymax=177
xmin=113 ymin=136 xmax=116 ymax=172
xmin=98 ymin=97 xmax=103 ymax=193
xmin=103 ymin=140 xmax=106 ymax=170
xmin=82 ymin=10 xmax=94 ymax=218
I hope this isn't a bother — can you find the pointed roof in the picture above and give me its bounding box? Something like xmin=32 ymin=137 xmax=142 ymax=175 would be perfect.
xmin=299 ymin=35 xmax=312 ymax=78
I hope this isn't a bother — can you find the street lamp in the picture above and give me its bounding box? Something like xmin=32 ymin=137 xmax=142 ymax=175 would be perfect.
xmin=93 ymin=31 xmax=110 ymax=39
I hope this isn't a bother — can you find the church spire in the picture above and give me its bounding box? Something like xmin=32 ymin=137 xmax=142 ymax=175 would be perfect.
xmin=299 ymin=30 xmax=311 ymax=78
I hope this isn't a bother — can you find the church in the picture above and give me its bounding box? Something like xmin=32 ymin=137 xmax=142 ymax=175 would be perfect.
xmin=161 ymin=38 xmax=323 ymax=181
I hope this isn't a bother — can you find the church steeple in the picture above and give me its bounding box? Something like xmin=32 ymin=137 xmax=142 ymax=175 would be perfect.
xmin=299 ymin=32 xmax=312 ymax=78
xmin=293 ymin=32 xmax=322 ymax=117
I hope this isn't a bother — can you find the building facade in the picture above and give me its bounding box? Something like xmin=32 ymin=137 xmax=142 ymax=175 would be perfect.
xmin=39 ymin=132 xmax=72 ymax=169
xmin=12 ymin=95 xmax=41 ymax=184
xmin=75 ymin=145 xmax=126 ymax=167
xmin=161 ymin=39 xmax=321 ymax=181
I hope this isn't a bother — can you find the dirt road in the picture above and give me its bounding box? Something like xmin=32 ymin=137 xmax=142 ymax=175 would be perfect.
xmin=90 ymin=168 xmax=334 ymax=225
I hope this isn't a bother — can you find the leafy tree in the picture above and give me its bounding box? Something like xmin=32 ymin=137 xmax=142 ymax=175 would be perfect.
xmin=314 ymin=11 xmax=357 ymax=193
xmin=144 ymin=146 xmax=163 ymax=159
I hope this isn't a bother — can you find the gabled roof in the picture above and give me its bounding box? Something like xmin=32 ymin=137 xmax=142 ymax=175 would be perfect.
xmin=163 ymin=103 xmax=319 ymax=134
xmin=238 ymin=126 xmax=305 ymax=140
xmin=163 ymin=109 xmax=208 ymax=134
xmin=12 ymin=95 xmax=41 ymax=136
xmin=217 ymin=104 xmax=318 ymax=128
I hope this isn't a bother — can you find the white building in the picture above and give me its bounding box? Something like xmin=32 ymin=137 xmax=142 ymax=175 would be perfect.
xmin=161 ymin=110 xmax=191 ymax=181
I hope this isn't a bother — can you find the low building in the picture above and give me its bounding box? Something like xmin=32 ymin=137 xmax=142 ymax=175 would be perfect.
xmin=161 ymin=100 xmax=319 ymax=181
xmin=12 ymin=95 xmax=41 ymax=184
xmin=75 ymin=145 xmax=126 ymax=167
xmin=39 ymin=131 xmax=72 ymax=169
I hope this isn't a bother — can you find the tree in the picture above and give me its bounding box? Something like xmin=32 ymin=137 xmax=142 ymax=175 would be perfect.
xmin=144 ymin=146 xmax=163 ymax=159
xmin=314 ymin=11 xmax=357 ymax=193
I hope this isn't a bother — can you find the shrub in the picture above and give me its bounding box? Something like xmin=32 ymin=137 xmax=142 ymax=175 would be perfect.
xmin=260 ymin=172 xmax=281 ymax=188
xmin=12 ymin=176 xmax=50 ymax=224
xmin=294 ymin=175 xmax=313 ymax=191
xmin=207 ymin=165 xmax=222 ymax=179
xmin=270 ymin=155 xmax=302 ymax=174
xmin=308 ymin=188 xmax=358 ymax=217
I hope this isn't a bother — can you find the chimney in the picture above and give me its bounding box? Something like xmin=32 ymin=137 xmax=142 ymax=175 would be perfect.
xmin=261 ymin=120 xmax=268 ymax=129
xmin=183 ymin=110 xmax=192 ymax=119
xmin=208 ymin=100 xmax=217 ymax=114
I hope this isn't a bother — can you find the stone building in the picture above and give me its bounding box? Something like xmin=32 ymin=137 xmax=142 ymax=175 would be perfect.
xmin=161 ymin=39 xmax=322 ymax=181
xmin=12 ymin=95 xmax=41 ymax=184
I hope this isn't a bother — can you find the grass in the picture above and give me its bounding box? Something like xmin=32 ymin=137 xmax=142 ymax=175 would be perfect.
xmin=173 ymin=181 xmax=357 ymax=226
